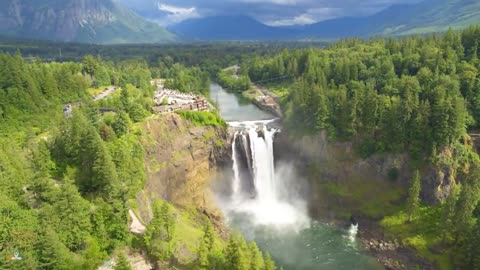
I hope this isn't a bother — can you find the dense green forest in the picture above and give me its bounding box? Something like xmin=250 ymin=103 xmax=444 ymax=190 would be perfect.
xmin=216 ymin=68 xmax=252 ymax=93
xmin=0 ymin=51 xmax=274 ymax=269
xmin=245 ymin=26 xmax=480 ymax=269
xmin=6 ymin=24 xmax=480 ymax=269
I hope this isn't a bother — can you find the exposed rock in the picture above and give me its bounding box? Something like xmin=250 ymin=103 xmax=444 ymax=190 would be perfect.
xmin=422 ymin=163 xmax=455 ymax=205
xmin=274 ymin=131 xmax=438 ymax=269
xmin=0 ymin=0 xmax=173 ymax=44
xmin=128 ymin=209 xmax=146 ymax=235
xmin=137 ymin=113 xmax=231 ymax=223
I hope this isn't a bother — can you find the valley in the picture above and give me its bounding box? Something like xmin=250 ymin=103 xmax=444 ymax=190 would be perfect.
xmin=3 ymin=1 xmax=480 ymax=268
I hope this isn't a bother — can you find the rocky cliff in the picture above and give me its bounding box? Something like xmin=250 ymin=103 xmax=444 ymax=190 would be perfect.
xmin=274 ymin=131 xmax=472 ymax=218
xmin=274 ymin=132 xmax=409 ymax=220
xmin=136 ymin=114 xmax=230 ymax=223
xmin=0 ymin=0 xmax=174 ymax=44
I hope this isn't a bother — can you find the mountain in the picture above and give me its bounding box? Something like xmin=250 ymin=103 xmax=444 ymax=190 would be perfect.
xmin=0 ymin=0 xmax=175 ymax=44
xmin=170 ymin=0 xmax=480 ymax=41
xmin=169 ymin=15 xmax=296 ymax=41
xmin=300 ymin=0 xmax=480 ymax=38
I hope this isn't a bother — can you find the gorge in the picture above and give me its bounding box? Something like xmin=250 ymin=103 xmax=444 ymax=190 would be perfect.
xmin=210 ymin=83 xmax=383 ymax=270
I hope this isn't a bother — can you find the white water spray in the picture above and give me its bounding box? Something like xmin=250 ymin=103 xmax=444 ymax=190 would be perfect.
xmin=226 ymin=120 xmax=308 ymax=228
xmin=231 ymin=132 xmax=241 ymax=197
xmin=348 ymin=224 xmax=359 ymax=243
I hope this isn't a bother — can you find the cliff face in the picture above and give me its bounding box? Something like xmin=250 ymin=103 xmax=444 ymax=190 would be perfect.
xmin=274 ymin=132 xmax=409 ymax=220
xmin=0 ymin=0 xmax=174 ymax=44
xmin=136 ymin=114 xmax=230 ymax=222
xmin=274 ymin=131 xmax=465 ymax=219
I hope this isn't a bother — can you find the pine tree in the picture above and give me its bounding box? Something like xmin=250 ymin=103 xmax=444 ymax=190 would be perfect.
xmin=248 ymin=241 xmax=264 ymax=270
xmin=197 ymin=223 xmax=215 ymax=270
xmin=144 ymin=202 xmax=176 ymax=261
xmin=112 ymin=112 xmax=131 ymax=137
xmin=453 ymin=175 xmax=480 ymax=241
xmin=225 ymin=234 xmax=249 ymax=270
xmin=115 ymin=254 xmax=132 ymax=270
xmin=36 ymin=226 xmax=73 ymax=270
xmin=82 ymin=55 xmax=98 ymax=78
xmin=263 ymin=252 xmax=276 ymax=270
xmin=442 ymin=183 xmax=461 ymax=242
xmin=407 ymin=170 xmax=421 ymax=222
xmin=471 ymin=222 xmax=480 ymax=270
xmin=49 ymin=179 xmax=92 ymax=250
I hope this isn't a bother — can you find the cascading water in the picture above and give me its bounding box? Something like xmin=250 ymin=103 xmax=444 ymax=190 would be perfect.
xmin=227 ymin=120 xmax=308 ymax=227
xmin=231 ymin=132 xmax=241 ymax=197
xmin=211 ymin=83 xmax=383 ymax=270
xmin=348 ymin=224 xmax=359 ymax=243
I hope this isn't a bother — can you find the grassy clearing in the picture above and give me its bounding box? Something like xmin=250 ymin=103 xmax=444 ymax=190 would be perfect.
xmin=177 ymin=111 xmax=227 ymax=128
xmin=242 ymin=87 xmax=262 ymax=101
xmin=381 ymin=207 xmax=454 ymax=270
xmin=87 ymin=86 xmax=109 ymax=97
xmin=172 ymin=205 xmax=227 ymax=264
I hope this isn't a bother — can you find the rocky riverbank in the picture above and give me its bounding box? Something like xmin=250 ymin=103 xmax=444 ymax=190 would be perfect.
xmin=356 ymin=217 xmax=435 ymax=270
xmin=242 ymin=84 xmax=283 ymax=118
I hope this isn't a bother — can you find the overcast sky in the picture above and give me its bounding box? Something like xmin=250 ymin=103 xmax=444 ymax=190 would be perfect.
xmin=118 ymin=0 xmax=424 ymax=26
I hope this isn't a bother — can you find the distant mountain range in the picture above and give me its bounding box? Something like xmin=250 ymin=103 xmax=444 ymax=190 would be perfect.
xmin=0 ymin=0 xmax=174 ymax=44
xmin=170 ymin=16 xmax=296 ymax=41
xmin=0 ymin=0 xmax=479 ymax=44
xmin=170 ymin=0 xmax=480 ymax=41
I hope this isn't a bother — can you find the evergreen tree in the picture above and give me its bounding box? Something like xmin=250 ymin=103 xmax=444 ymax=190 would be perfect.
xmin=442 ymin=183 xmax=461 ymax=242
xmin=112 ymin=112 xmax=131 ymax=137
xmin=144 ymin=202 xmax=176 ymax=261
xmin=453 ymin=168 xmax=480 ymax=241
xmin=115 ymin=254 xmax=132 ymax=270
xmin=225 ymin=234 xmax=250 ymax=270
xmin=263 ymin=252 xmax=276 ymax=270
xmin=36 ymin=226 xmax=73 ymax=270
xmin=47 ymin=180 xmax=92 ymax=250
xmin=407 ymin=170 xmax=421 ymax=222
xmin=80 ymin=237 xmax=106 ymax=270
xmin=249 ymin=241 xmax=264 ymax=270
xmin=82 ymin=55 xmax=98 ymax=78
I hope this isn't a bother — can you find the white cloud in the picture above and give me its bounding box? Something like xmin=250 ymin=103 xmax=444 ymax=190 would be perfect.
xmin=267 ymin=14 xmax=316 ymax=26
xmin=119 ymin=0 xmax=425 ymax=26
xmin=266 ymin=7 xmax=343 ymax=26
xmin=239 ymin=0 xmax=299 ymax=5
xmin=155 ymin=2 xmax=200 ymax=25
xmin=157 ymin=3 xmax=196 ymax=15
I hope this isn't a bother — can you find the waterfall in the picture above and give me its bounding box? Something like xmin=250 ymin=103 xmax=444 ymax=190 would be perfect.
xmin=348 ymin=224 xmax=359 ymax=243
xmin=228 ymin=121 xmax=308 ymax=227
xmin=247 ymin=126 xmax=276 ymax=202
xmin=231 ymin=132 xmax=241 ymax=197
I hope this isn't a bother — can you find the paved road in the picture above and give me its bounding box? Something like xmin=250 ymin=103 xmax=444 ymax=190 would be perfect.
xmin=93 ymin=86 xmax=117 ymax=102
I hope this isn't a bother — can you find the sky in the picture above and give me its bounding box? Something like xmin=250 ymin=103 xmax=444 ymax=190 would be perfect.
xmin=119 ymin=0 xmax=424 ymax=26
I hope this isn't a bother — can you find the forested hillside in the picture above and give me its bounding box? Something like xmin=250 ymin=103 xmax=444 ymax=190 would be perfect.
xmin=246 ymin=26 xmax=480 ymax=269
xmin=0 ymin=52 xmax=275 ymax=269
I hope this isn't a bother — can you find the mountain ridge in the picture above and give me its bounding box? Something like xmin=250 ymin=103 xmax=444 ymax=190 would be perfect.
xmin=169 ymin=15 xmax=296 ymax=41
xmin=170 ymin=0 xmax=480 ymax=41
xmin=0 ymin=0 xmax=175 ymax=44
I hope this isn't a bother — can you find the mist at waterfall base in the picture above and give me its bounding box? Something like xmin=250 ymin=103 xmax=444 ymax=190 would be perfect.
xmin=210 ymin=83 xmax=381 ymax=269
xmin=226 ymin=121 xmax=309 ymax=228
xmin=216 ymin=121 xmax=380 ymax=270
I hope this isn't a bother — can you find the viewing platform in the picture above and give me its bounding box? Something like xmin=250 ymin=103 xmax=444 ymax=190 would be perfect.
xmin=150 ymin=79 xmax=210 ymax=114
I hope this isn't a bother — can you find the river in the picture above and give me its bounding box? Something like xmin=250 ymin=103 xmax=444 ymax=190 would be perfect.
xmin=210 ymin=82 xmax=382 ymax=270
